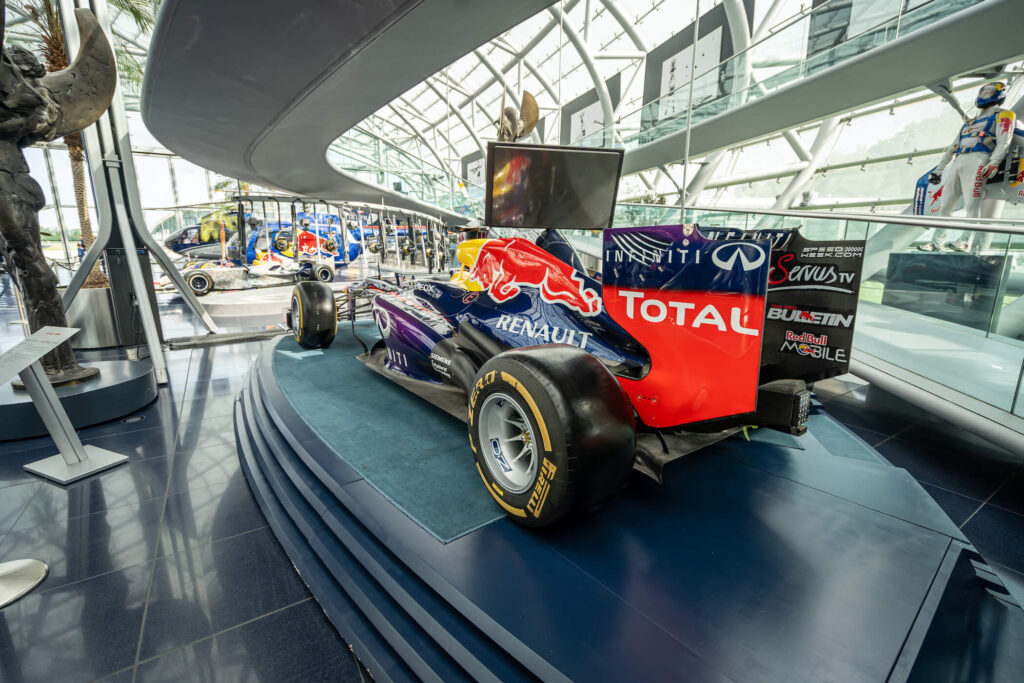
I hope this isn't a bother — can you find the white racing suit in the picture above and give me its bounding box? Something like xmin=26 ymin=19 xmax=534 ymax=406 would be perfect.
xmin=932 ymin=107 xmax=1016 ymax=246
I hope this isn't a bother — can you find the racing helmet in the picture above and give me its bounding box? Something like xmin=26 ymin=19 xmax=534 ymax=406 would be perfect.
xmin=976 ymin=82 xmax=1007 ymax=109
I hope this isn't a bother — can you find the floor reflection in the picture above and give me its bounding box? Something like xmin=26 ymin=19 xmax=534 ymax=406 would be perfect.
xmin=0 ymin=281 xmax=363 ymax=682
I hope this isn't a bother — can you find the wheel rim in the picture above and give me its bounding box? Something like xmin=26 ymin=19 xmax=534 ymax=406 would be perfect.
xmin=318 ymin=268 xmax=331 ymax=281
xmin=478 ymin=392 xmax=538 ymax=494
xmin=191 ymin=276 xmax=209 ymax=292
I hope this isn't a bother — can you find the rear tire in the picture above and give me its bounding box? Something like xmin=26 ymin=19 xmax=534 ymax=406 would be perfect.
xmin=186 ymin=271 xmax=212 ymax=297
xmin=290 ymin=281 xmax=337 ymax=349
xmin=468 ymin=346 xmax=635 ymax=527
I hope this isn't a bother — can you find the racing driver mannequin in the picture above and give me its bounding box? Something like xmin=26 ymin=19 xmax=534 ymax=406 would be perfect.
xmin=922 ymin=82 xmax=1015 ymax=251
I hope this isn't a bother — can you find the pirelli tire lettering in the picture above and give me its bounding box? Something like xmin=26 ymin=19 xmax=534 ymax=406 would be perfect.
xmin=528 ymin=458 xmax=558 ymax=518
xmin=467 ymin=346 xmax=635 ymax=528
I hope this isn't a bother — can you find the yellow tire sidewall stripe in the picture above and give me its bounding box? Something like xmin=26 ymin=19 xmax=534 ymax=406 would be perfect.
xmin=330 ymin=290 xmax=338 ymax=335
xmin=476 ymin=463 xmax=526 ymax=517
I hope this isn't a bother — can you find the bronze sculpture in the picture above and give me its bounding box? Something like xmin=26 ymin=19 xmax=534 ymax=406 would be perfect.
xmin=0 ymin=3 xmax=117 ymax=384
xmin=496 ymin=90 xmax=539 ymax=143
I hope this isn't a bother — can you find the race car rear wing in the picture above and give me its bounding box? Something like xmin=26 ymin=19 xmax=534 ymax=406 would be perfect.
xmin=601 ymin=224 xmax=865 ymax=430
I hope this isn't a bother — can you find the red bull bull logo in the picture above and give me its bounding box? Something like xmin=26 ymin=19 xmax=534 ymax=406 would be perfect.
xmin=999 ymin=113 xmax=1013 ymax=134
xmin=469 ymin=238 xmax=602 ymax=316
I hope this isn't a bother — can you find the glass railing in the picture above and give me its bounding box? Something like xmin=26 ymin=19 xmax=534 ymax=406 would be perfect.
xmin=574 ymin=0 xmax=985 ymax=150
xmin=327 ymin=127 xmax=485 ymax=219
xmin=605 ymin=205 xmax=1024 ymax=420
xmin=613 ymin=203 xmax=686 ymax=228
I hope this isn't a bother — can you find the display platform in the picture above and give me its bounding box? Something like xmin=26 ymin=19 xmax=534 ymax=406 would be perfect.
xmin=235 ymin=330 xmax=1024 ymax=682
xmin=1 ymin=360 xmax=157 ymax=440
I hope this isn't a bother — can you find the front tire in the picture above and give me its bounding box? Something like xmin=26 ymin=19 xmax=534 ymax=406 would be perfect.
xmin=290 ymin=281 xmax=337 ymax=349
xmin=468 ymin=346 xmax=635 ymax=527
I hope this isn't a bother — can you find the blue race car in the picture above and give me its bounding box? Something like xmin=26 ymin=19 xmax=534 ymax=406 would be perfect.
xmin=287 ymin=224 xmax=864 ymax=527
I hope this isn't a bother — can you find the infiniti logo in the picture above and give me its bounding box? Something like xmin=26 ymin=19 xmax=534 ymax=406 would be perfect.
xmin=609 ymin=232 xmax=672 ymax=266
xmin=711 ymin=243 xmax=766 ymax=272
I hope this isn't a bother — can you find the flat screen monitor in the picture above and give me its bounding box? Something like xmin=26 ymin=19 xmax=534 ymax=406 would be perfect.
xmin=485 ymin=142 xmax=624 ymax=230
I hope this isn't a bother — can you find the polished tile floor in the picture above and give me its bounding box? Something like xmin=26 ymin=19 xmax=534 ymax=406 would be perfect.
xmin=1 ymin=279 xmax=1023 ymax=681
xmin=1 ymin=285 xmax=364 ymax=682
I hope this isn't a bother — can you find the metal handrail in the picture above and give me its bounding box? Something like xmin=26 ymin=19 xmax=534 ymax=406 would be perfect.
xmin=679 ymin=205 xmax=1024 ymax=235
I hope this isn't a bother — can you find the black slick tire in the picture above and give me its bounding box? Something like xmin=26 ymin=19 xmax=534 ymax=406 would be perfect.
xmin=290 ymin=281 xmax=337 ymax=349
xmin=468 ymin=345 xmax=635 ymax=528
xmin=186 ymin=271 xmax=212 ymax=297
xmin=313 ymin=264 xmax=334 ymax=282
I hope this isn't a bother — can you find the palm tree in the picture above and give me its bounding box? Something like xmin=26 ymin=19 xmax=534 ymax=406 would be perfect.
xmin=20 ymin=0 xmax=154 ymax=288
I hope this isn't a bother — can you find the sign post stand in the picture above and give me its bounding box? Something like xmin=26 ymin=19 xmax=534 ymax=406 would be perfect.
xmin=1 ymin=327 xmax=128 ymax=485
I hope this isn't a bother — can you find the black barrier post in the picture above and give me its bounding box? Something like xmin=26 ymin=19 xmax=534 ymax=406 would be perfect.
xmin=236 ymin=200 xmax=245 ymax=263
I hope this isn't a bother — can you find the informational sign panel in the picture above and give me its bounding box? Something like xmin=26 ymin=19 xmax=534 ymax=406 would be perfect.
xmin=569 ymin=100 xmax=605 ymax=144
xmin=658 ymin=27 xmax=722 ymax=118
xmin=531 ymin=117 xmax=547 ymax=145
xmin=703 ymin=228 xmax=865 ymax=384
xmin=641 ymin=1 xmax=752 ymax=130
xmin=0 ymin=327 xmax=78 ymax=386
xmin=560 ymin=73 xmax=621 ymax=145
xmin=464 ymin=153 xmax=485 ymax=188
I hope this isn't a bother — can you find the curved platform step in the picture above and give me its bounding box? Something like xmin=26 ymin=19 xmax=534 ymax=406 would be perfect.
xmin=237 ymin=366 xmax=534 ymax=682
xmin=237 ymin=337 xmax=1024 ymax=682
xmin=235 ymin=386 xmax=416 ymax=682
xmin=245 ymin=373 xmax=529 ymax=681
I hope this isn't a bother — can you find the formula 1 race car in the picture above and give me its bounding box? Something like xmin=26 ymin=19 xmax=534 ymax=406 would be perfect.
xmin=181 ymin=258 xmax=334 ymax=296
xmin=288 ymin=225 xmax=865 ymax=527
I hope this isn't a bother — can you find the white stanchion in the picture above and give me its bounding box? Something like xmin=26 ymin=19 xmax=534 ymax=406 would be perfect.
xmin=0 ymin=559 xmax=48 ymax=609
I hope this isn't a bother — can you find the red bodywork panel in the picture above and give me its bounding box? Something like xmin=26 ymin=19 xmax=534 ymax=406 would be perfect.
xmin=602 ymin=226 xmax=770 ymax=428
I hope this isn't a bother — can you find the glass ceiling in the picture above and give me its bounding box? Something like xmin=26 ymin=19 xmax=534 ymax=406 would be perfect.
xmin=336 ymin=0 xmax=769 ymax=196
xmin=356 ymin=0 xmax=816 ymax=169
xmin=8 ymin=0 xmax=1018 ymax=225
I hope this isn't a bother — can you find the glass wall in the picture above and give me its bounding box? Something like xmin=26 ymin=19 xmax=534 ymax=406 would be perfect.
xmin=22 ymin=110 xmax=276 ymax=267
